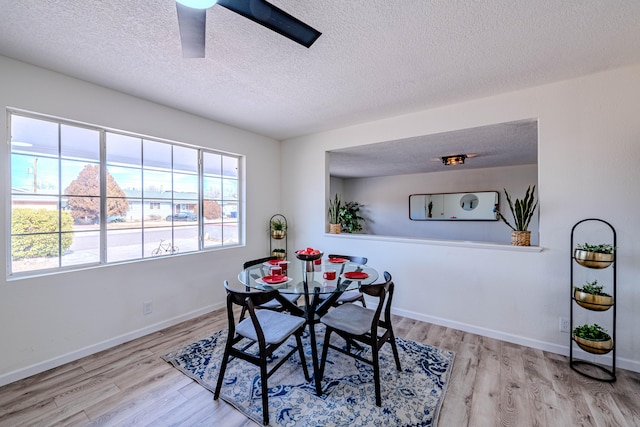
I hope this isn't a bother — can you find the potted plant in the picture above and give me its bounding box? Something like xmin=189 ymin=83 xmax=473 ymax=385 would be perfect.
xmin=271 ymin=248 xmax=286 ymax=260
xmin=328 ymin=194 xmax=341 ymax=234
xmin=270 ymin=218 xmax=287 ymax=239
xmin=496 ymin=185 xmax=538 ymax=246
xmin=574 ymin=280 xmax=613 ymax=311
xmin=574 ymin=243 xmax=614 ymax=269
xmin=339 ymin=201 xmax=365 ymax=233
xmin=572 ymin=323 xmax=613 ymax=354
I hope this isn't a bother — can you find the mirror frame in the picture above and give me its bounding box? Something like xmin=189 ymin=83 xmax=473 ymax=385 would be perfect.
xmin=409 ymin=191 xmax=499 ymax=221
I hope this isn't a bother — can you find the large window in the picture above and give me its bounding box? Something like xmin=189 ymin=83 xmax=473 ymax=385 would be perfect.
xmin=9 ymin=111 xmax=241 ymax=276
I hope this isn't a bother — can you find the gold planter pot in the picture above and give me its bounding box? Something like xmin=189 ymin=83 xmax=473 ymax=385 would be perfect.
xmin=511 ymin=230 xmax=530 ymax=246
xmin=574 ymin=249 xmax=614 ymax=269
xmin=271 ymin=229 xmax=286 ymax=239
xmin=574 ymin=289 xmax=613 ymax=311
xmin=573 ymin=335 xmax=613 ymax=355
xmin=329 ymin=223 xmax=341 ymax=234
xmin=272 ymin=251 xmax=286 ymax=260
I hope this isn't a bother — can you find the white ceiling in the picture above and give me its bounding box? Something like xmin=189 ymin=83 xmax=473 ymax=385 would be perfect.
xmin=1 ymin=1 xmax=640 ymax=144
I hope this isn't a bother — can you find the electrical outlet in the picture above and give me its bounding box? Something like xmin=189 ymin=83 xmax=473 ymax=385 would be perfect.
xmin=143 ymin=300 xmax=153 ymax=315
xmin=559 ymin=317 xmax=570 ymax=333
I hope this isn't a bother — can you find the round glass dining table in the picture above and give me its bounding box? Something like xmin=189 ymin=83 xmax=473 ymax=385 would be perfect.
xmin=236 ymin=255 xmax=379 ymax=395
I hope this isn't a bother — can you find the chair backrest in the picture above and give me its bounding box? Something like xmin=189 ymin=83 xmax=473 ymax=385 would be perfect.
xmin=223 ymin=280 xmax=278 ymax=343
xmin=243 ymin=256 xmax=277 ymax=287
xmin=360 ymin=271 xmax=394 ymax=331
xmin=328 ymin=254 xmax=368 ymax=265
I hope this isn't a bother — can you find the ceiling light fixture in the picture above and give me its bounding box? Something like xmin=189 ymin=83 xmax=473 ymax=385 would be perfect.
xmin=176 ymin=0 xmax=218 ymax=9
xmin=441 ymin=154 xmax=467 ymax=166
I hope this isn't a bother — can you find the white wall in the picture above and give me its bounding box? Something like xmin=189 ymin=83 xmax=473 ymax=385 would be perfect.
xmin=282 ymin=64 xmax=640 ymax=372
xmin=335 ymin=164 xmax=538 ymax=244
xmin=0 ymin=56 xmax=279 ymax=385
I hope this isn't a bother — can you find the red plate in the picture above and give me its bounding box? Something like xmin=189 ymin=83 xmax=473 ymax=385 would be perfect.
xmin=344 ymin=271 xmax=368 ymax=280
xmin=328 ymin=257 xmax=348 ymax=263
xmin=262 ymin=275 xmax=288 ymax=284
xmin=267 ymin=259 xmax=284 ymax=265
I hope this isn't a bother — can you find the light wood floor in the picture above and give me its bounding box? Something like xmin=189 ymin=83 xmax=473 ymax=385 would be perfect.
xmin=1 ymin=308 xmax=639 ymax=426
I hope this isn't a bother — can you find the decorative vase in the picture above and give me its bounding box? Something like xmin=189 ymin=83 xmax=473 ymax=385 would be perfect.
xmin=272 ymin=250 xmax=286 ymax=260
xmin=573 ymin=289 xmax=613 ymax=311
xmin=573 ymin=335 xmax=613 ymax=355
xmin=511 ymin=230 xmax=531 ymax=246
xmin=574 ymin=249 xmax=614 ymax=269
xmin=270 ymin=229 xmax=286 ymax=239
xmin=329 ymin=223 xmax=341 ymax=234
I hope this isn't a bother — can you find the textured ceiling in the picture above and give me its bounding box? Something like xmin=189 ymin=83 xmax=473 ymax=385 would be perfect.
xmin=329 ymin=120 xmax=538 ymax=178
xmin=1 ymin=0 xmax=640 ymax=143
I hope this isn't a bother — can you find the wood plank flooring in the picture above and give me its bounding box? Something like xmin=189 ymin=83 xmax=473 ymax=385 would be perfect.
xmin=1 ymin=308 xmax=639 ymax=426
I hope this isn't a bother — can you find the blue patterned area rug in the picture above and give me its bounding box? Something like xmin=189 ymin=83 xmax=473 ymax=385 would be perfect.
xmin=162 ymin=325 xmax=455 ymax=426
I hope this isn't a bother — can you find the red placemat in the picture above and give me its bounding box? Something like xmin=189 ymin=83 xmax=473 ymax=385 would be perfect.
xmin=262 ymin=275 xmax=288 ymax=284
xmin=344 ymin=271 xmax=368 ymax=280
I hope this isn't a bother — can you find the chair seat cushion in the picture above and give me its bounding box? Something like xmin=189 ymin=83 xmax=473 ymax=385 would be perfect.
xmin=321 ymin=303 xmax=375 ymax=336
xmin=336 ymin=290 xmax=363 ymax=303
xmin=258 ymin=293 xmax=300 ymax=309
xmin=236 ymin=310 xmax=305 ymax=345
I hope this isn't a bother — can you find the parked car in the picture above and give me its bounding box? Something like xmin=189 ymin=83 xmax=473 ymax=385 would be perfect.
xmin=166 ymin=212 xmax=198 ymax=221
xmin=107 ymin=215 xmax=125 ymax=223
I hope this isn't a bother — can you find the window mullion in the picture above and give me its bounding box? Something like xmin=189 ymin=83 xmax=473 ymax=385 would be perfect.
xmin=99 ymin=130 xmax=107 ymax=264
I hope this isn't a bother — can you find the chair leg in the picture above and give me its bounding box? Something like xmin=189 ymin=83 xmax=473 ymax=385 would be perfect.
xmin=359 ymin=293 xmax=366 ymax=308
xmin=296 ymin=332 xmax=311 ymax=382
xmin=388 ymin=330 xmax=402 ymax=371
xmin=214 ymin=340 xmax=232 ymax=400
xmin=260 ymin=358 xmax=269 ymax=425
xmin=371 ymin=344 xmax=382 ymax=407
xmin=319 ymin=328 xmax=332 ymax=380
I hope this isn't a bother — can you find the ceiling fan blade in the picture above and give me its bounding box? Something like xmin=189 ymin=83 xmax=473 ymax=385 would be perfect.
xmin=217 ymin=0 xmax=321 ymax=48
xmin=176 ymin=3 xmax=207 ymax=58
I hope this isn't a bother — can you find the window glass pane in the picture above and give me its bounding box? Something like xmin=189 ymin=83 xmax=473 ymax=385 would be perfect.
xmin=222 ymin=201 xmax=238 ymax=219
xmin=222 ymin=155 xmax=238 ymax=178
xmin=61 ymin=196 xmax=100 ymax=230
xmin=145 ymin=231 xmax=177 ymax=258
xmin=61 ymin=125 xmax=99 ymax=161
xmin=174 ymin=145 xmax=198 ymax=173
xmin=143 ymin=139 xmax=171 ymax=169
xmin=105 ymin=196 xmax=131 ymax=226
xmin=222 ymin=178 xmax=238 ymax=200
xmin=167 ymin=200 xmax=199 ymax=225
xmin=143 ymin=169 xmax=172 ymax=197
xmin=12 ymin=235 xmax=59 ymax=272
xmin=62 ymin=161 xmax=100 ymax=196
xmin=10 ymin=115 xmax=58 ymax=156
xmin=107 ymin=133 xmax=141 ymax=166
xmin=144 ymin=199 xmax=172 ymax=224
xmin=203 ymin=176 xmax=222 ymax=199
xmin=222 ymin=220 xmax=239 ymax=245
xmin=203 ymin=152 xmax=221 ymax=176
xmin=11 ymin=154 xmax=59 ymax=194
xmin=173 ymin=172 xmax=198 ymax=199
xmin=62 ymin=230 xmax=100 ymax=266
xmin=107 ymin=228 xmax=142 ymax=263
xmin=175 ymin=225 xmax=199 ymax=253
xmin=202 ymin=199 xmax=222 ymax=221
xmin=107 ymin=165 xmax=141 ymax=194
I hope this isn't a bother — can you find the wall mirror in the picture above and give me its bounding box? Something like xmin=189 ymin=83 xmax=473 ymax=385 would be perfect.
xmin=409 ymin=191 xmax=499 ymax=221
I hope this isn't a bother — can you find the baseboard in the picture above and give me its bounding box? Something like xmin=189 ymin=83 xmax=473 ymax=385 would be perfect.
xmin=0 ymin=302 xmax=225 ymax=387
xmin=391 ymin=306 xmax=640 ymax=374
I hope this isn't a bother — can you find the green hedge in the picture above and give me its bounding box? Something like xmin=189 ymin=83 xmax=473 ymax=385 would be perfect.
xmin=12 ymin=209 xmax=74 ymax=260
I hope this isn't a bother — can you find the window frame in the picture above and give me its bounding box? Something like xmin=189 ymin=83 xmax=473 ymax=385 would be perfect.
xmin=7 ymin=109 xmax=243 ymax=278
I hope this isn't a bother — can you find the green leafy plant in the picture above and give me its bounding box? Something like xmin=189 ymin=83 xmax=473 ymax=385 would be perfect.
xmin=270 ymin=218 xmax=286 ymax=231
xmin=572 ymin=323 xmax=611 ymax=341
xmin=577 ymin=243 xmax=614 ymax=254
xmin=497 ymin=185 xmax=538 ymax=231
xmin=12 ymin=209 xmax=74 ymax=259
xmin=574 ymin=280 xmax=610 ymax=296
xmin=272 ymin=248 xmax=285 ymax=253
xmin=328 ymin=194 xmax=341 ymax=224
xmin=339 ymin=201 xmax=365 ymax=233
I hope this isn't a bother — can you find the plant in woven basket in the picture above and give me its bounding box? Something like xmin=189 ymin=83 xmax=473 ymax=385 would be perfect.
xmin=497 ymin=185 xmax=538 ymax=232
xmin=328 ymin=194 xmax=341 ymax=224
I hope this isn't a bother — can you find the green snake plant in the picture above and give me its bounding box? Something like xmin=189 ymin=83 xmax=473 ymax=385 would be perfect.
xmin=497 ymin=185 xmax=538 ymax=231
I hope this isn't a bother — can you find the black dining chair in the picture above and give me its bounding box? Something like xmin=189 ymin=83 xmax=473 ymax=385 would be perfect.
xmin=214 ymin=281 xmax=310 ymax=426
xmin=319 ymin=271 xmax=401 ymax=407
xmin=240 ymin=256 xmax=301 ymax=321
xmin=324 ymin=254 xmax=368 ymax=307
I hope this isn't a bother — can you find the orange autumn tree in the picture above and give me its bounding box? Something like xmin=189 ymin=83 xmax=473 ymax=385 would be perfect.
xmin=65 ymin=164 xmax=129 ymax=223
xmin=203 ymin=200 xmax=222 ymax=220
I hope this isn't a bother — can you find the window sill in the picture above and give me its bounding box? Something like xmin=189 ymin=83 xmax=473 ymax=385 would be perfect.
xmin=325 ymin=233 xmax=543 ymax=252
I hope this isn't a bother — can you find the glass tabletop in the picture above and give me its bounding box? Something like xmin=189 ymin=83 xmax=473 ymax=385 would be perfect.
xmin=237 ymin=257 xmax=378 ymax=295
